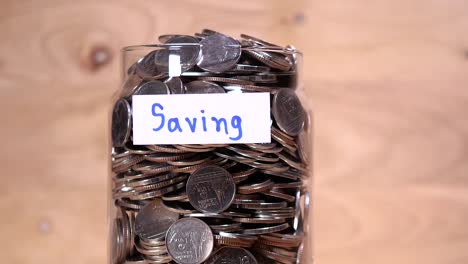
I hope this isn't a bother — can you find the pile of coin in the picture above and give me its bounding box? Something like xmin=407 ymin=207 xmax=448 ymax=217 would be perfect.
xmin=111 ymin=29 xmax=311 ymax=264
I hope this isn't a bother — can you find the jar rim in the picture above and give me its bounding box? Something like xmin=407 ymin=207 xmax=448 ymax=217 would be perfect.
xmin=122 ymin=44 xmax=302 ymax=56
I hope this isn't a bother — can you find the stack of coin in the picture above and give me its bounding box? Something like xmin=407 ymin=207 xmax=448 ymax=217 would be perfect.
xmin=111 ymin=29 xmax=311 ymax=264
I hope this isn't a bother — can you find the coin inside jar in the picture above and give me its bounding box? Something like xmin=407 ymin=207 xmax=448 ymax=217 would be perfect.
xmin=272 ymin=88 xmax=306 ymax=136
xmin=166 ymin=218 xmax=214 ymax=264
xmin=198 ymin=33 xmax=241 ymax=72
xmin=154 ymin=35 xmax=200 ymax=73
xmin=205 ymin=247 xmax=258 ymax=264
xmin=133 ymin=80 xmax=170 ymax=95
xmin=135 ymin=50 xmax=165 ymax=80
xmin=165 ymin=77 xmax=184 ymax=94
xmin=186 ymin=165 xmax=236 ymax=213
xmin=134 ymin=199 xmax=179 ymax=241
xmin=184 ymin=80 xmax=225 ymax=94
xmin=112 ymin=99 xmax=132 ymax=147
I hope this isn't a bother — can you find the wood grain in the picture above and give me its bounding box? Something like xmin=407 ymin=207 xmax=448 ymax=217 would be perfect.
xmin=1 ymin=0 xmax=468 ymax=263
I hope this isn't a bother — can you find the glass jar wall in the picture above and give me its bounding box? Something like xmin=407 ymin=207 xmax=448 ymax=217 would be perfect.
xmin=109 ymin=30 xmax=312 ymax=264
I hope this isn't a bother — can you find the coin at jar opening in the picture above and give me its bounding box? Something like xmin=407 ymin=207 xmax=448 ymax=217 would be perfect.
xmin=240 ymin=33 xmax=280 ymax=47
xmin=134 ymin=199 xmax=179 ymax=241
xmin=166 ymin=217 xmax=214 ymax=264
xmin=198 ymin=33 xmax=241 ymax=72
xmin=272 ymin=88 xmax=305 ymax=136
xmin=184 ymin=80 xmax=225 ymax=94
xmin=158 ymin=34 xmax=183 ymax=43
xmin=133 ymin=80 xmax=170 ymax=95
xmin=186 ymin=165 xmax=236 ymax=213
xmin=245 ymin=49 xmax=292 ymax=72
xmin=154 ymin=35 xmax=200 ymax=73
xmin=201 ymin=28 xmax=221 ymax=35
xmin=112 ymin=99 xmax=132 ymax=147
xmin=135 ymin=50 xmax=165 ymax=80
xmin=205 ymin=247 xmax=258 ymax=264
xmin=164 ymin=77 xmax=184 ymax=94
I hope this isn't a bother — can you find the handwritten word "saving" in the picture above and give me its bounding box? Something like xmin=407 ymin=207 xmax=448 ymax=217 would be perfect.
xmin=132 ymin=93 xmax=270 ymax=145
xmin=151 ymin=103 xmax=242 ymax=141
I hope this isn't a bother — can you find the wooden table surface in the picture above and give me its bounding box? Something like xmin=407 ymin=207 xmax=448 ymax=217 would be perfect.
xmin=1 ymin=0 xmax=468 ymax=263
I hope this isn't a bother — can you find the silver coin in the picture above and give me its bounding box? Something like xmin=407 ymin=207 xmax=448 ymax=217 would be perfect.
xmin=134 ymin=199 xmax=179 ymax=240
xmin=133 ymin=80 xmax=170 ymax=95
xmin=166 ymin=217 xmax=214 ymax=264
xmin=210 ymin=222 xmax=243 ymax=233
xmin=272 ymin=88 xmax=305 ymax=136
xmin=205 ymin=247 xmax=258 ymax=264
xmin=297 ymin=112 xmax=312 ymax=166
xmin=184 ymin=80 xmax=225 ymax=94
xmin=240 ymin=34 xmax=280 ymax=47
xmin=154 ymin=35 xmax=200 ymax=73
xmin=165 ymin=77 xmax=184 ymax=94
xmin=241 ymin=223 xmax=289 ymax=235
xmin=111 ymin=218 xmax=125 ymax=264
xmin=245 ymin=50 xmax=292 ymax=72
xmin=158 ymin=34 xmax=181 ymax=43
xmin=198 ymin=76 xmax=254 ymax=85
xmin=233 ymin=74 xmax=277 ymax=83
xmin=186 ymin=165 xmax=236 ymax=213
xmin=201 ymin=29 xmax=221 ymax=35
xmin=227 ymin=64 xmax=270 ymax=73
xmin=198 ymin=33 xmax=241 ymax=72
xmin=162 ymin=200 xmax=197 ymax=214
xmin=112 ymin=99 xmax=132 ymax=147
xmin=136 ymin=50 xmax=165 ymax=80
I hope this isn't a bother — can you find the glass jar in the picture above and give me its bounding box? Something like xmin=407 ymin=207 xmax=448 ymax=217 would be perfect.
xmin=109 ymin=31 xmax=312 ymax=264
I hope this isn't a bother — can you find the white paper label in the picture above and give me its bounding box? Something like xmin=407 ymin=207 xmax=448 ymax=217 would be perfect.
xmin=132 ymin=93 xmax=271 ymax=145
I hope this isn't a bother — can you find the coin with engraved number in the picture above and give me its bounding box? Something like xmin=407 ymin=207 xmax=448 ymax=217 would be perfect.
xmin=198 ymin=33 xmax=241 ymax=72
xmin=112 ymin=99 xmax=132 ymax=147
xmin=184 ymin=80 xmax=225 ymax=94
xmin=134 ymin=199 xmax=179 ymax=240
xmin=166 ymin=217 xmax=214 ymax=264
xmin=186 ymin=165 xmax=236 ymax=213
xmin=272 ymin=88 xmax=305 ymax=136
xmin=205 ymin=247 xmax=258 ymax=264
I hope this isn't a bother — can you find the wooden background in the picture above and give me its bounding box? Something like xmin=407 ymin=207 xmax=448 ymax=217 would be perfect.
xmin=1 ymin=0 xmax=468 ymax=263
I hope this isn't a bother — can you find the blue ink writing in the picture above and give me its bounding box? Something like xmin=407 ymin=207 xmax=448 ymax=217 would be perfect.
xmin=211 ymin=117 xmax=228 ymax=134
xmin=151 ymin=103 xmax=165 ymax=132
xmin=151 ymin=103 xmax=243 ymax=140
xmin=168 ymin=118 xmax=182 ymax=132
xmin=185 ymin=117 xmax=197 ymax=132
xmin=229 ymin=115 xmax=242 ymax=141
xmin=201 ymin=110 xmax=207 ymax=132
